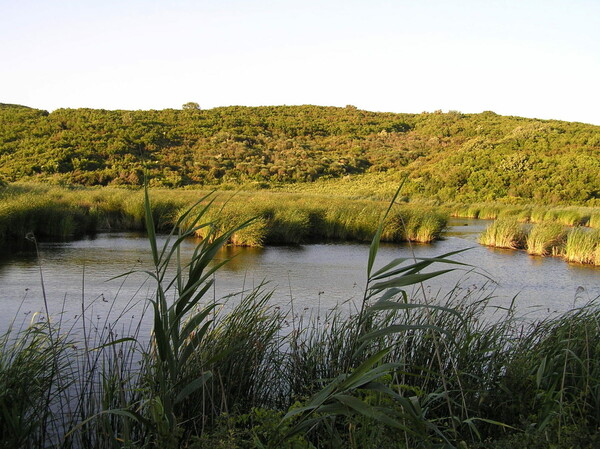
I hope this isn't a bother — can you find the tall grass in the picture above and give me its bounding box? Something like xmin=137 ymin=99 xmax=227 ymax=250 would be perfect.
xmin=589 ymin=212 xmax=600 ymax=229
xmin=450 ymin=202 xmax=600 ymax=228
xmin=564 ymin=228 xmax=600 ymax=265
xmin=0 ymin=320 xmax=72 ymax=449
xmin=544 ymin=207 xmax=590 ymax=226
xmin=479 ymin=218 xmax=527 ymax=249
xmin=3 ymin=187 xmax=600 ymax=448
xmin=0 ymin=183 xmax=447 ymax=248
xmin=526 ymin=222 xmax=567 ymax=256
xmin=184 ymin=191 xmax=447 ymax=246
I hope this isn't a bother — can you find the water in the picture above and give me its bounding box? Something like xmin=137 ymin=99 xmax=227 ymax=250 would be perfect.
xmin=1 ymin=219 xmax=598 ymax=336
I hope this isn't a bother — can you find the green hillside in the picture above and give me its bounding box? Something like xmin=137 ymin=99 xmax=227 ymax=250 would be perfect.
xmin=1 ymin=103 xmax=599 ymax=204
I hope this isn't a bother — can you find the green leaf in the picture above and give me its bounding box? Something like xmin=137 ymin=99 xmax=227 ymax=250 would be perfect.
xmin=335 ymin=394 xmax=408 ymax=430
xmin=367 ymin=180 xmax=405 ymax=278
xmin=369 ymin=269 xmax=454 ymax=293
xmin=89 ymin=337 xmax=138 ymax=351
xmin=174 ymin=372 xmax=213 ymax=404
xmin=144 ymin=186 xmax=159 ymax=267
xmin=371 ymin=249 xmax=470 ymax=280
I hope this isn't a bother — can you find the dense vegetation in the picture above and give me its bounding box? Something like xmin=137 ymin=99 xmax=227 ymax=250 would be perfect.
xmin=1 ymin=103 xmax=599 ymax=205
xmin=0 ymin=183 xmax=447 ymax=249
xmin=2 ymin=195 xmax=600 ymax=449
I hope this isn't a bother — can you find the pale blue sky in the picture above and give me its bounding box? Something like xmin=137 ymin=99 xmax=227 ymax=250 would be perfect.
xmin=2 ymin=0 xmax=599 ymax=124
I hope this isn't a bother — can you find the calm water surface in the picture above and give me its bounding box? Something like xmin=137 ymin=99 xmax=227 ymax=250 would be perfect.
xmin=1 ymin=219 xmax=598 ymax=335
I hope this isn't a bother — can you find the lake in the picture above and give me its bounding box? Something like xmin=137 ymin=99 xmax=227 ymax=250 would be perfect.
xmin=1 ymin=218 xmax=598 ymax=336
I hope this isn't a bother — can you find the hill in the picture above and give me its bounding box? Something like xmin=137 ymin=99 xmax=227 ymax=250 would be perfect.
xmin=0 ymin=104 xmax=598 ymax=204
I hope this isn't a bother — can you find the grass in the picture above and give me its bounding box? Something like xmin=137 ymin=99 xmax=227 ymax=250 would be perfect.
xmin=0 ymin=320 xmax=70 ymax=449
xmin=2 ymin=187 xmax=600 ymax=448
xmin=564 ymin=228 xmax=600 ymax=265
xmin=449 ymin=202 xmax=600 ymax=228
xmin=526 ymin=222 xmax=567 ymax=256
xmin=479 ymin=218 xmax=527 ymax=249
xmin=0 ymin=183 xmax=448 ymax=249
xmin=543 ymin=207 xmax=590 ymax=226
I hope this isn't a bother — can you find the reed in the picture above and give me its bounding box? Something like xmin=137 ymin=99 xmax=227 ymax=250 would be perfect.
xmin=477 ymin=205 xmax=500 ymax=220
xmin=394 ymin=208 xmax=447 ymax=242
xmin=564 ymin=228 xmax=600 ymax=265
xmin=497 ymin=205 xmax=531 ymax=222
xmin=466 ymin=205 xmax=481 ymax=219
xmin=550 ymin=208 xmax=589 ymax=226
xmin=526 ymin=222 xmax=567 ymax=256
xmin=4 ymin=187 xmax=600 ymax=448
xmin=479 ymin=218 xmax=527 ymax=249
xmin=589 ymin=212 xmax=600 ymax=229
xmin=1 ymin=184 xmax=450 ymax=249
xmin=0 ymin=320 xmax=72 ymax=449
xmin=529 ymin=207 xmax=547 ymax=223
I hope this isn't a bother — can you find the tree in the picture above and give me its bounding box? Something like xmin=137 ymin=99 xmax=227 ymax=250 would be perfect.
xmin=182 ymin=102 xmax=200 ymax=110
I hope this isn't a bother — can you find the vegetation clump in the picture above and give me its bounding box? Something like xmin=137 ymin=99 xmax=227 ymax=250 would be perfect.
xmin=526 ymin=222 xmax=567 ymax=256
xmin=479 ymin=218 xmax=527 ymax=249
xmin=564 ymin=228 xmax=600 ymax=265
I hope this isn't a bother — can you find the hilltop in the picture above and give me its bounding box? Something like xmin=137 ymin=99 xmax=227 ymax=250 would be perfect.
xmin=1 ymin=104 xmax=598 ymax=204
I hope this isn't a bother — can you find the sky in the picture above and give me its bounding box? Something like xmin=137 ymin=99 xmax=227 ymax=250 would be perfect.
xmin=2 ymin=0 xmax=599 ymax=125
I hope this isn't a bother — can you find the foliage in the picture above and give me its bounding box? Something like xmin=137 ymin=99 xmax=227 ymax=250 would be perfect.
xmin=479 ymin=218 xmax=527 ymax=249
xmin=0 ymin=320 xmax=70 ymax=449
xmin=564 ymin=228 xmax=600 ymax=265
xmin=2 ymin=188 xmax=600 ymax=448
xmin=1 ymin=104 xmax=599 ymax=204
xmin=526 ymin=222 xmax=567 ymax=256
xmin=0 ymin=183 xmax=447 ymax=249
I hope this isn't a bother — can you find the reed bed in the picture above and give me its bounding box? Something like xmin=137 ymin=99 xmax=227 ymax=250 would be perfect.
xmin=564 ymin=228 xmax=600 ymax=265
xmin=159 ymin=190 xmax=447 ymax=246
xmin=2 ymin=192 xmax=600 ymax=449
xmin=0 ymin=183 xmax=447 ymax=248
xmin=526 ymin=222 xmax=567 ymax=256
xmin=543 ymin=207 xmax=590 ymax=227
xmin=450 ymin=202 xmax=599 ymax=227
xmin=479 ymin=217 xmax=527 ymax=249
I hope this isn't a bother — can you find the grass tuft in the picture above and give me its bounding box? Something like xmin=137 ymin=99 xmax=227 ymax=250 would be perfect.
xmin=479 ymin=218 xmax=527 ymax=249
xmin=526 ymin=222 xmax=567 ymax=256
xmin=564 ymin=228 xmax=600 ymax=265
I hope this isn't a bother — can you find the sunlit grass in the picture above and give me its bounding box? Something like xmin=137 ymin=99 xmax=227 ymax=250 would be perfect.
xmin=3 ymin=189 xmax=600 ymax=448
xmin=479 ymin=218 xmax=527 ymax=249
xmin=564 ymin=228 xmax=600 ymax=265
xmin=526 ymin=222 xmax=567 ymax=256
xmin=0 ymin=184 xmax=450 ymax=248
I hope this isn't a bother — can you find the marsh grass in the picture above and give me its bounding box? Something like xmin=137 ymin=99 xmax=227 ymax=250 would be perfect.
xmin=479 ymin=218 xmax=527 ymax=249
xmin=0 ymin=320 xmax=72 ymax=449
xmin=3 ymin=187 xmax=600 ymax=448
xmin=526 ymin=222 xmax=567 ymax=256
xmin=544 ymin=208 xmax=590 ymax=227
xmin=450 ymin=203 xmax=599 ymax=228
xmin=184 ymin=192 xmax=447 ymax=246
xmin=0 ymin=184 xmax=447 ymax=248
xmin=477 ymin=205 xmax=501 ymax=220
xmin=589 ymin=212 xmax=600 ymax=229
xmin=564 ymin=228 xmax=600 ymax=265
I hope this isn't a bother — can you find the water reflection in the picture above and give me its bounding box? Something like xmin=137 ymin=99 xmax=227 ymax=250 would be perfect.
xmin=0 ymin=222 xmax=598 ymax=336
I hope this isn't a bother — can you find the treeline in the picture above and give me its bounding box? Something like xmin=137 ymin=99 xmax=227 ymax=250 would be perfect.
xmin=1 ymin=103 xmax=599 ymax=204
